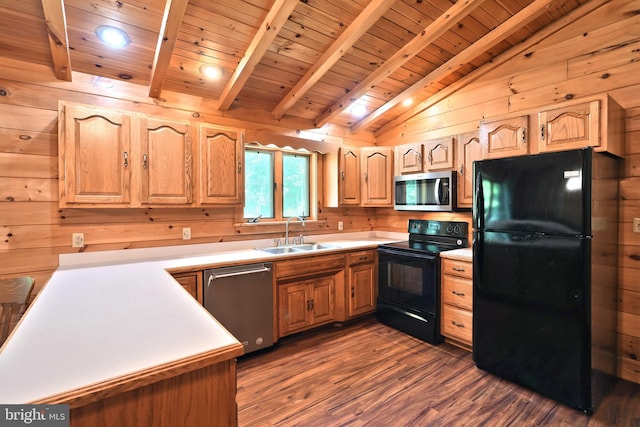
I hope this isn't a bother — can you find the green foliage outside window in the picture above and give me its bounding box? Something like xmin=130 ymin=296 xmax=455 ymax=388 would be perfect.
xmin=244 ymin=150 xmax=274 ymax=218
xmin=243 ymin=148 xmax=311 ymax=220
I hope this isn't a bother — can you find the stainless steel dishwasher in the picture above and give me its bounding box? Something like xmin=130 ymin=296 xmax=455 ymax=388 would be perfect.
xmin=203 ymin=263 xmax=274 ymax=354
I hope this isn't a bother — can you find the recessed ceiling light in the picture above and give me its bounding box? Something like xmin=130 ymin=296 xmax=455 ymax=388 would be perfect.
xmin=200 ymin=64 xmax=222 ymax=80
xmin=349 ymin=102 xmax=367 ymax=118
xmin=402 ymin=98 xmax=413 ymax=107
xmin=95 ymin=26 xmax=130 ymax=48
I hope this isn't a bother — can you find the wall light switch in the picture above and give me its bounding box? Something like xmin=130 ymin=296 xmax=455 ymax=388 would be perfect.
xmin=182 ymin=228 xmax=191 ymax=240
xmin=338 ymin=221 xmax=344 ymax=231
xmin=72 ymin=233 xmax=84 ymax=248
xmin=633 ymin=218 xmax=640 ymax=233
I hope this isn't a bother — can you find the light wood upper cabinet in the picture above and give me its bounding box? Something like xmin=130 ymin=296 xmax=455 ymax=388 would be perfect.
xmin=456 ymin=132 xmax=481 ymax=209
xmin=479 ymin=115 xmax=528 ymax=159
xmin=198 ymin=125 xmax=244 ymax=205
xmin=140 ymin=118 xmax=194 ymax=205
xmin=537 ymin=95 xmax=624 ymax=157
xmin=395 ymin=142 xmax=423 ymax=174
xmin=423 ymin=137 xmax=454 ymax=171
xmin=360 ymin=146 xmax=393 ymax=207
xmin=338 ymin=146 xmax=361 ymax=205
xmin=60 ymin=104 xmax=131 ymax=206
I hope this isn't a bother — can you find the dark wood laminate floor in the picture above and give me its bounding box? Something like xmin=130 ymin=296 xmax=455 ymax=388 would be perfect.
xmin=236 ymin=317 xmax=640 ymax=426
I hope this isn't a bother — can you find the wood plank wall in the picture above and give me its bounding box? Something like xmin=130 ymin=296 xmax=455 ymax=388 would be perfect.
xmin=0 ymin=0 xmax=638 ymax=384
xmin=374 ymin=0 xmax=640 ymax=384
xmin=0 ymin=67 xmax=377 ymax=299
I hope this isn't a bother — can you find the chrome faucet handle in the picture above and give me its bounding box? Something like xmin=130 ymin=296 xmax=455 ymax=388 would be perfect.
xmin=299 ymin=234 xmax=304 ymax=244
xmin=273 ymin=238 xmax=281 ymax=247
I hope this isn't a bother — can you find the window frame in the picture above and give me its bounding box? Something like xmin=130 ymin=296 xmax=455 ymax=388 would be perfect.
xmin=241 ymin=145 xmax=317 ymax=223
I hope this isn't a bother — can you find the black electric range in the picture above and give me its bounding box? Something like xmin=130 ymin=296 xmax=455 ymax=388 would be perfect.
xmin=377 ymin=219 xmax=469 ymax=344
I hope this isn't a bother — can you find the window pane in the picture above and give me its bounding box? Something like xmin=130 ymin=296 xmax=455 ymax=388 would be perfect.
xmin=244 ymin=150 xmax=274 ymax=218
xmin=283 ymin=153 xmax=310 ymax=217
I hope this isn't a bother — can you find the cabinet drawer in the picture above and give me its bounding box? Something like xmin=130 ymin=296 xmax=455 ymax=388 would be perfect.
xmin=442 ymin=275 xmax=472 ymax=311
xmin=442 ymin=258 xmax=472 ymax=279
xmin=442 ymin=305 xmax=472 ymax=344
xmin=275 ymin=254 xmax=345 ymax=280
xmin=347 ymin=250 xmax=376 ymax=266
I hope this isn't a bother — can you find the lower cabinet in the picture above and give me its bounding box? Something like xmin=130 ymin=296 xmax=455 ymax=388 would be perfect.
xmin=275 ymin=252 xmax=353 ymax=339
xmin=171 ymin=271 xmax=203 ymax=304
xmin=440 ymin=257 xmax=473 ymax=349
xmin=278 ymin=276 xmax=335 ymax=337
xmin=346 ymin=250 xmax=377 ymax=319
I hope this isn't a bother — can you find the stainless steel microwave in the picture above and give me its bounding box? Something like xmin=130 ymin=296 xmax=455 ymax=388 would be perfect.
xmin=394 ymin=170 xmax=456 ymax=211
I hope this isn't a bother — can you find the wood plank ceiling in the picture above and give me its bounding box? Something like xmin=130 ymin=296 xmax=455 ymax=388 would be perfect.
xmin=0 ymin=0 xmax=589 ymax=135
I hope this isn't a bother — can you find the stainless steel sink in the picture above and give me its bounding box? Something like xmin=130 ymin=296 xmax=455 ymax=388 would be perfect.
xmin=258 ymin=246 xmax=301 ymax=254
xmin=256 ymin=243 xmax=337 ymax=254
xmin=291 ymin=243 xmax=337 ymax=251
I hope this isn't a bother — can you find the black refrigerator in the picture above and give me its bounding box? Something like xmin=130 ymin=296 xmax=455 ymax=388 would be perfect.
xmin=472 ymin=147 xmax=619 ymax=413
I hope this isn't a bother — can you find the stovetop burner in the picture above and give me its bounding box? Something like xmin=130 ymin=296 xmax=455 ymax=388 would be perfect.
xmin=380 ymin=219 xmax=469 ymax=255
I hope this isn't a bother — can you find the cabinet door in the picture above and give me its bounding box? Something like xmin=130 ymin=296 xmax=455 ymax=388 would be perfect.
xmin=140 ymin=118 xmax=194 ymax=205
xmin=279 ymin=282 xmax=311 ymax=336
xmin=456 ymin=132 xmax=481 ymax=209
xmin=311 ymin=277 xmax=335 ymax=325
xmin=348 ymin=262 xmax=375 ymax=317
xmin=61 ymin=104 xmax=131 ymax=205
xmin=395 ymin=142 xmax=423 ymax=174
xmin=538 ymin=100 xmax=599 ymax=153
xmin=479 ymin=115 xmax=528 ymax=159
xmin=199 ymin=125 xmax=244 ymax=205
xmin=360 ymin=147 xmax=393 ymax=207
xmin=338 ymin=147 xmax=360 ymax=205
xmin=423 ymin=137 xmax=454 ymax=171
xmin=171 ymin=272 xmax=202 ymax=304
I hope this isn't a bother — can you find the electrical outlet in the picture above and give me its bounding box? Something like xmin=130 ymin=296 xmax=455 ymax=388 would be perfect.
xmin=633 ymin=218 xmax=640 ymax=233
xmin=338 ymin=221 xmax=344 ymax=231
xmin=72 ymin=233 xmax=84 ymax=248
xmin=182 ymin=228 xmax=191 ymax=240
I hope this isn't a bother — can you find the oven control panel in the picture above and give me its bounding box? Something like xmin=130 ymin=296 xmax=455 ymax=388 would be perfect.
xmin=408 ymin=219 xmax=468 ymax=239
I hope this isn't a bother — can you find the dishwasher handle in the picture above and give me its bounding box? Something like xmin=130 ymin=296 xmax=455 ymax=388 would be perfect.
xmin=207 ymin=265 xmax=271 ymax=285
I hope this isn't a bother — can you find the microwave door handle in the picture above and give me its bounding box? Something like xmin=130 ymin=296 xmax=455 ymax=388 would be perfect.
xmin=434 ymin=178 xmax=442 ymax=204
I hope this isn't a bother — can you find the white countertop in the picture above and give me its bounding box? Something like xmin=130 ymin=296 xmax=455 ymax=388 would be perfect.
xmin=0 ymin=231 xmax=405 ymax=404
xmin=439 ymin=247 xmax=473 ymax=261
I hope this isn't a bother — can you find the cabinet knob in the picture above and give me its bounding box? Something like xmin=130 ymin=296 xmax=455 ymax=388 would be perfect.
xmin=540 ymin=124 xmax=545 ymax=141
xmin=452 ymin=321 xmax=465 ymax=328
xmin=123 ymin=151 xmax=128 ymax=167
xmin=143 ymin=153 xmax=148 ymax=169
xmin=351 ymin=286 xmax=355 ymax=298
xmin=238 ymin=162 xmax=242 ymax=174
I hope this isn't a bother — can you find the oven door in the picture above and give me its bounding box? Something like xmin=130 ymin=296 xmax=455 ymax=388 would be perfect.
xmin=377 ymin=247 xmax=438 ymax=315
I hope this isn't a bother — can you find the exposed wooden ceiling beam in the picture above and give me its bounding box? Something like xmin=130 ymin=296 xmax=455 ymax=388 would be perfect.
xmin=374 ymin=0 xmax=611 ymax=139
xmin=314 ymin=0 xmax=486 ymax=128
xmin=217 ymin=0 xmax=299 ymax=111
xmin=149 ymin=0 xmax=190 ymax=99
xmin=271 ymin=0 xmax=396 ymax=120
xmin=41 ymin=0 xmax=71 ymax=81
xmin=351 ymin=0 xmax=559 ymax=134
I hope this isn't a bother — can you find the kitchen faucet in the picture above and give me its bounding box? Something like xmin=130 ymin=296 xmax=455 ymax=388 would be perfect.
xmin=285 ymin=216 xmax=305 ymax=245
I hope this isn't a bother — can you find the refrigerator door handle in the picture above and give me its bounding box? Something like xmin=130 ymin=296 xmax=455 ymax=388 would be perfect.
xmin=474 ymin=172 xmax=484 ymax=230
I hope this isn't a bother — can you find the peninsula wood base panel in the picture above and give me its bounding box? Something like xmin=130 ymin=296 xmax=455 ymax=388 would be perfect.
xmin=69 ymin=360 xmax=238 ymax=427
